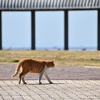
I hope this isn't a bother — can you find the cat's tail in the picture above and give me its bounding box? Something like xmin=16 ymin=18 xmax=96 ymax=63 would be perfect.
xmin=11 ymin=62 xmax=22 ymax=77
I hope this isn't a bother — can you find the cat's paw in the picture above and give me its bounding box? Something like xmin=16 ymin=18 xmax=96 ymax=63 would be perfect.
xmin=39 ymin=82 xmax=42 ymax=84
xmin=23 ymin=82 xmax=27 ymax=84
xmin=49 ymin=82 xmax=53 ymax=84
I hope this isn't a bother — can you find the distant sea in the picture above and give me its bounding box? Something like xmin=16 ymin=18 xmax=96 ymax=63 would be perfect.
xmin=2 ymin=47 xmax=97 ymax=51
xmin=37 ymin=47 xmax=97 ymax=51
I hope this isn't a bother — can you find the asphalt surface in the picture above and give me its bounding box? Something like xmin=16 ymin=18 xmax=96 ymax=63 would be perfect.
xmin=0 ymin=64 xmax=100 ymax=80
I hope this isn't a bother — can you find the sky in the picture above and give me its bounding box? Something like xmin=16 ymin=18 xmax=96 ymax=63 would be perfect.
xmin=2 ymin=10 xmax=97 ymax=50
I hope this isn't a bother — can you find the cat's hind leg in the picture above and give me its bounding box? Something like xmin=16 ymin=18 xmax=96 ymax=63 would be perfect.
xmin=22 ymin=75 xmax=27 ymax=84
xmin=18 ymin=73 xmax=27 ymax=84
xmin=18 ymin=73 xmax=22 ymax=84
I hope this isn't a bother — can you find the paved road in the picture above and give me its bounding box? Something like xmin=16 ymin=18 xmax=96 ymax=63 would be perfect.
xmin=0 ymin=80 xmax=100 ymax=100
xmin=0 ymin=64 xmax=100 ymax=80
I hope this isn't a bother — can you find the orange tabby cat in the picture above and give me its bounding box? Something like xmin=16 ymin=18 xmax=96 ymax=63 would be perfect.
xmin=12 ymin=58 xmax=55 ymax=84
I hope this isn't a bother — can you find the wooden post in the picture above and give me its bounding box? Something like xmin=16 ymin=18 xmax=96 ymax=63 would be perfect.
xmin=64 ymin=10 xmax=68 ymax=50
xmin=0 ymin=11 xmax=2 ymax=50
xmin=31 ymin=11 xmax=35 ymax=50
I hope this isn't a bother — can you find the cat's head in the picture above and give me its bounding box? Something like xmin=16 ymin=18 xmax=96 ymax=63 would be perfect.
xmin=45 ymin=60 xmax=55 ymax=67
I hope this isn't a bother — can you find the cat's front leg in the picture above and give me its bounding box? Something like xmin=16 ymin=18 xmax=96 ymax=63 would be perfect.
xmin=44 ymin=72 xmax=53 ymax=84
xmin=39 ymin=71 xmax=44 ymax=84
xmin=39 ymin=65 xmax=47 ymax=84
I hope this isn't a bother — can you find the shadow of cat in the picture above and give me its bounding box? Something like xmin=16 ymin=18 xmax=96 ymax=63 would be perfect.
xmin=25 ymin=82 xmax=64 ymax=85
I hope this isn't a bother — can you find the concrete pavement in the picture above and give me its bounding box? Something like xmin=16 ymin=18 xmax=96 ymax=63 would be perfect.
xmin=0 ymin=80 xmax=100 ymax=100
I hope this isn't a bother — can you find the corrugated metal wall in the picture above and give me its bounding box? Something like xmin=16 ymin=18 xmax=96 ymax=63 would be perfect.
xmin=0 ymin=0 xmax=100 ymax=10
